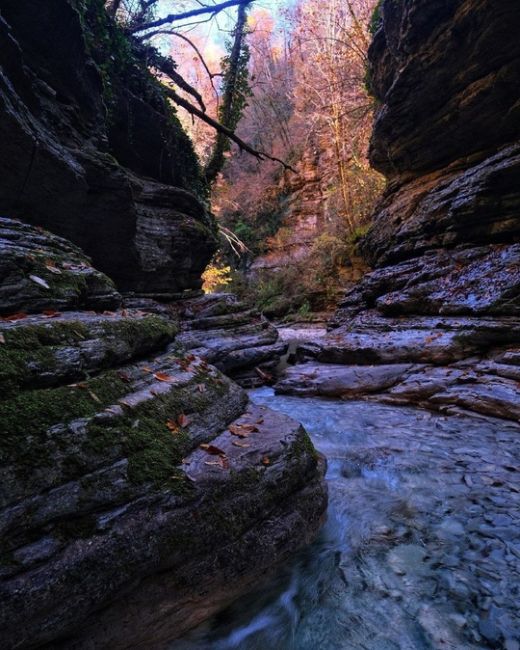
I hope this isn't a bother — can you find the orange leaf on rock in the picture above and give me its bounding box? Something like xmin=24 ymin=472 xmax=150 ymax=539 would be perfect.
xmin=153 ymin=372 xmax=174 ymax=382
xmin=204 ymin=456 xmax=229 ymax=470
xmin=200 ymin=443 xmax=226 ymax=456
xmin=177 ymin=413 xmax=190 ymax=428
xmin=262 ymin=456 xmax=271 ymax=466
xmin=229 ymin=423 xmax=258 ymax=438
xmin=232 ymin=440 xmax=250 ymax=448
xmin=2 ymin=312 xmax=27 ymax=322
xmin=43 ymin=309 xmax=61 ymax=318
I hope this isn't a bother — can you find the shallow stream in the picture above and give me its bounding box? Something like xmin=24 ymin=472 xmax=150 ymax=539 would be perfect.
xmin=175 ymin=389 xmax=520 ymax=650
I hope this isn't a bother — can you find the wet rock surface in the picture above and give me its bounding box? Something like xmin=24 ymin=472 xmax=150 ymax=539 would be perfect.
xmin=176 ymin=390 xmax=520 ymax=650
xmin=280 ymin=0 xmax=520 ymax=419
xmin=172 ymin=293 xmax=288 ymax=387
xmin=0 ymin=232 xmax=326 ymax=648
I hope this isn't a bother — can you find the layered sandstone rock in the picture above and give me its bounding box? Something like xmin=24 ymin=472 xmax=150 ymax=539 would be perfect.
xmin=277 ymin=0 xmax=520 ymax=421
xmin=0 ymin=2 xmax=326 ymax=646
xmin=0 ymin=218 xmax=327 ymax=649
xmin=0 ymin=0 xmax=216 ymax=297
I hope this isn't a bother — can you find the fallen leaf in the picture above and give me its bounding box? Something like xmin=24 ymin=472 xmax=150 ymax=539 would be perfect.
xmin=181 ymin=458 xmax=191 ymax=465
xmin=1 ymin=312 xmax=27 ymax=321
xmin=196 ymin=383 xmax=206 ymax=393
xmin=0 ymin=333 xmax=5 ymax=344
xmin=232 ymin=440 xmax=251 ymax=448
xmin=44 ymin=261 xmax=62 ymax=275
xmin=29 ymin=275 xmax=50 ymax=290
xmin=262 ymin=456 xmax=271 ymax=466
xmin=166 ymin=419 xmax=180 ymax=433
xmin=117 ymin=372 xmax=132 ymax=384
xmin=229 ymin=423 xmax=258 ymax=438
xmin=177 ymin=413 xmax=190 ymax=427
xmin=43 ymin=309 xmax=61 ymax=318
xmin=204 ymin=460 xmax=223 ymax=468
xmin=153 ymin=372 xmax=174 ymax=382
xmin=204 ymin=457 xmax=229 ymax=470
xmin=142 ymin=366 xmax=153 ymax=373
xmin=88 ymin=390 xmax=101 ymax=404
xmin=200 ymin=443 xmax=226 ymax=456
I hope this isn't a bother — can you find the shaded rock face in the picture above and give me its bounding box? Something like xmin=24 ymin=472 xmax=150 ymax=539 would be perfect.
xmin=0 ymin=219 xmax=327 ymax=649
xmin=277 ymin=0 xmax=520 ymax=421
xmin=0 ymin=217 xmax=121 ymax=315
xmin=0 ymin=0 xmax=217 ymax=297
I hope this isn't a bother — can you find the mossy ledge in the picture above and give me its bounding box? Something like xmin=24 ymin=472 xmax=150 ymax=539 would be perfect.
xmin=0 ymin=355 xmax=244 ymax=502
xmin=0 ymin=314 xmax=178 ymax=395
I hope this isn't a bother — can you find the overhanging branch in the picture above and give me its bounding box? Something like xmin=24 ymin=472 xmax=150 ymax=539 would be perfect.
xmin=129 ymin=0 xmax=254 ymax=34
xmin=162 ymin=85 xmax=297 ymax=174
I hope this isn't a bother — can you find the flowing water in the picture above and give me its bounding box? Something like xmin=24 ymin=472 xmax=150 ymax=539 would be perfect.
xmin=174 ymin=389 xmax=520 ymax=650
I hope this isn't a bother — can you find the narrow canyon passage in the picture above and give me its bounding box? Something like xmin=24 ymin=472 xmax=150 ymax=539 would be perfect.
xmin=176 ymin=388 xmax=520 ymax=649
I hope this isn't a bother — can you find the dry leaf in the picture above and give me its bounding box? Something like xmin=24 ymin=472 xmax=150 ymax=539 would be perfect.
xmin=1 ymin=312 xmax=27 ymax=321
xmin=229 ymin=423 xmax=258 ymax=438
xmin=200 ymin=443 xmax=226 ymax=456
xmin=262 ymin=456 xmax=271 ymax=466
xmin=166 ymin=419 xmax=180 ymax=433
xmin=88 ymin=390 xmax=101 ymax=404
xmin=44 ymin=262 xmax=62 ymax=275
xmin=204 ymin=457 xmax=229 ymax=470
xmin=0 ymin=333 xmax=5 ymax=344
xmin=117 ymin=372 xmax=131 ymax=384
xmin=43 ymin=309 xmax=61 ymax=318
xmin=153 ymin=372 xmax=173 ymax=382
xmin=177 ymin=413 xmax=190 ymax=428
xmin=232 ymin=440 xmax=251 ymax=448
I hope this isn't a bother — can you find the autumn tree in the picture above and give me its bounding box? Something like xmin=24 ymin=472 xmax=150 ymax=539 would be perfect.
xmin=103 ymin=0 xmax=291 ymax=179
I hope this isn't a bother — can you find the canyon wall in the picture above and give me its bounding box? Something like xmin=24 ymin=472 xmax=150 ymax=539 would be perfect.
xmin=0 ymin=3 xmax=327 ymax=648
xmin=278 ymin=0 xmax=520 ymax=420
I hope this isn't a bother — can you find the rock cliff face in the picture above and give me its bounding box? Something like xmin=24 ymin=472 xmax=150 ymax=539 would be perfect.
xmin=0 ymin=0 xmax=216 ymax=298
xmin=0 ymin=3 xmax=327 ymax=647
xmin=277 ymin=0 xmax=520 ymax=421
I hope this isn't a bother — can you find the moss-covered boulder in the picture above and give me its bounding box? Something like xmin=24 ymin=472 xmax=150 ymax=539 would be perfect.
xmin=0 ymin=217 xmax=121 ymax=315
xmin=0 ymin=225 xmax=326 ymax=650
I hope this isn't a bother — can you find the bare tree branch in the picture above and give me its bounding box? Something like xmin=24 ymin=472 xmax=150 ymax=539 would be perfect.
xmin=143 ymin=46 xmax=206 ymax=111
xmin=129 ymin=0 xmax=254 ymax=33
xmin=139 ymin=29 xmax=219 ymax=99
xmin=162 ymin=84 xmax=296 ymax=173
